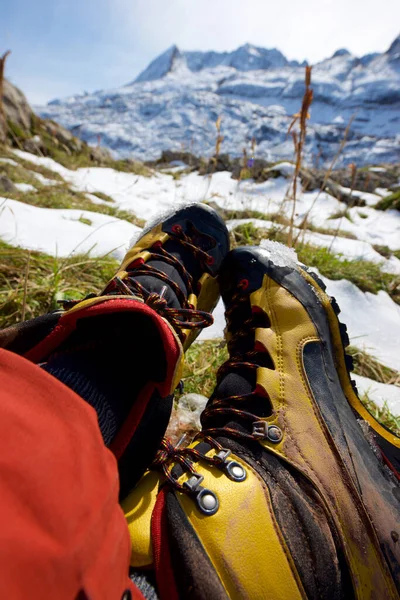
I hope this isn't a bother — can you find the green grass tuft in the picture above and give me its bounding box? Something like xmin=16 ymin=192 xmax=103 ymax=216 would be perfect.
xmin=347 ymin=346 xmax=399 ymax=385
xmin=360 ymin=395 xmax=400 ymax=436
xmin=0 ymin=241 xmax=118 ymax=327
xmin=375 ymin=190 xmax=400 ymax=211
xmin=180 ymin=340 xmax=229 ymax=398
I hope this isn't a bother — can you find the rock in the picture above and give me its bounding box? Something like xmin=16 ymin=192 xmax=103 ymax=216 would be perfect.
xmin=89 ymin=145 xmax=112 ymax=163
xmin=42 ymin=120 xmax=84 ymax=153
xmin=22 ymin=135 xmax=46 ymax=155
xmin=3 ymin=79 xmax=33 ymax=133
xmin=0 ymin=175 xmax=18 ymax=194
xmin=149 ymin=149 xmax=202 ymax=170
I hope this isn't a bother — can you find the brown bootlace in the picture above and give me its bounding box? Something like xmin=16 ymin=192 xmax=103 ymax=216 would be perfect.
xmin=152 ymin=288 xmax=275 ymax=495
xmin=110 ymin=225 xmax=216 ymax=342
xmin=61 ymin=225 xmax=214 ymax=342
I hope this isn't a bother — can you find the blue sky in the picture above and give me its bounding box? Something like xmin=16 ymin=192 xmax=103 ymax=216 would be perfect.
xmin=2 ymin=0 xmax=399 ymax=105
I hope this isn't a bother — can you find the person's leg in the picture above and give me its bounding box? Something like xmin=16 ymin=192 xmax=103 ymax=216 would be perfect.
xmin=0 ymin=204 xmax=229 ymax=498
xmin=0 ymin=347 xmax=143 ymax=600
xmin=132 ymin=243 xmax=399 ymax=599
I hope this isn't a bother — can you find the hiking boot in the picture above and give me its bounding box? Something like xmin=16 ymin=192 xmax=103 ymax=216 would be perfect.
xmin=0 ymin=203 xmax=229 ymax=497
xmin=145 ymin=243 xmax=399 ymax=599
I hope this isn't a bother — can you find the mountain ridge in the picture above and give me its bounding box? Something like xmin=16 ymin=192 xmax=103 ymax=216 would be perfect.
xmin=40 ymin=34 xmax=400 ymax=166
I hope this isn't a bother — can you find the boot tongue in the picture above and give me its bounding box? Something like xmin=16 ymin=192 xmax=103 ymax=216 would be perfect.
xmin=203 ymin=364 xmax=272 ymax=437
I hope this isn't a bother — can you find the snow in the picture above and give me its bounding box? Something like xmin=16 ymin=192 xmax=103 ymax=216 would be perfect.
xmin=31 ymin=171 xmax=61 ymax=186
xmin=0 ymin=198 xmax=139 ymax=260
xmin=319 ymin=277 xmax=400 ymax=373
xmin=12 ymin=150 xmax=69 ymax=178
xmin=13 ymin=183 xmax=36 ymax=193
xmin=226 ymin=217 xmax=400 ymax=274
xmin=1 ymin=150 xmax=399 ymax=414
xmin=352 ymin=374 xmax=400 ymax=416
xmin=0 ymin=158 xmax=18 ymax=166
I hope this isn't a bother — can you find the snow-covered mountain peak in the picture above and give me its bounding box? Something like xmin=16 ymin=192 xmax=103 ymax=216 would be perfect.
xmin=39 ymin=35 xmax=400 ymax=166
xmin=332 ymin=48 xmax=351 ymax=58
xmin=134 ymin=43 xmax=307 ymax=83
xmin=387 ymin=34 xmax=400 ymax=61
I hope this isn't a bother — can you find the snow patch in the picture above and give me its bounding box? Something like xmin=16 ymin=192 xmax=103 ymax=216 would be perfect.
xmin=13 ymin=183 xmax=37 ymax=193
xmin=352 ymin=374 xmax=400 ymax=416
xmin=0 ymin=198 xmax=140 ymax=260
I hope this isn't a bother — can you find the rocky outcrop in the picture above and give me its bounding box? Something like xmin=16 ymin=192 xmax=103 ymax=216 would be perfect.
xmin=3 ymin=79 xmax=33 ymax=134
xmin=1 ymin=78 xmax=113 ymax=165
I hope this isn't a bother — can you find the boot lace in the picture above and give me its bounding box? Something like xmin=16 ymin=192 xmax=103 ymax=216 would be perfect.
xmin=152 ymin=285 xmax=277 ymax=499
xmin=62 ymin=224 xmax=215 ymax=343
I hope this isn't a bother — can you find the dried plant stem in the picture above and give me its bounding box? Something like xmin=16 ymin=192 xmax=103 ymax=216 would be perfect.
xmin=295 ymin=114 xmax=356 ymax=246
xmin=21 ymin=250 xmax=31 ymax=322
xmin=287 ymin=66 xmax=313 ymax=248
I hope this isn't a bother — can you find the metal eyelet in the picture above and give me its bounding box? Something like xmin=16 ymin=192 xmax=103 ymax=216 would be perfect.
xmin=183 ymin=474 xmax=219 ymax=516
xmin=196 ymin=488 xmax=219 ymax=515
xmin=225 ymin=461 xmax=247 ymax=482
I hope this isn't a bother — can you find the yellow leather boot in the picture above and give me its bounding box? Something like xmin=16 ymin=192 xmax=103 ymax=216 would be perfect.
xmin=126 ymin=243 xmax=399 ymax=599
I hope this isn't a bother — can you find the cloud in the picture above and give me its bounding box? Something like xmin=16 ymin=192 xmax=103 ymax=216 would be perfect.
xmin=115 ymin=0 xmax=400 ymax=64
xmin=4 ymin=0 xmax=399 ymax=103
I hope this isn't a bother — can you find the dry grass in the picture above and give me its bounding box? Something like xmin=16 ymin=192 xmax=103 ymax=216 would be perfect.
xmin=287 ymin=66 xmax=313 ymax=247
xmin=347 ymin=345 xmax=400 ymax=386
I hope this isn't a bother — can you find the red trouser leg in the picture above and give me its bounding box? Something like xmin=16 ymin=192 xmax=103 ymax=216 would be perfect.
xmin=0 ymin=348 xmax=143 ymax=600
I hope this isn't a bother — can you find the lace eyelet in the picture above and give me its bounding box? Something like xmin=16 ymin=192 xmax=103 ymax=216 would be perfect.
xmin=238 ymin=278 xmax=249 ymax=290
xmin=171 ymin=224 xmax=183 ymax=234
xmin=206 ymin=255 xmax=215 ymax=265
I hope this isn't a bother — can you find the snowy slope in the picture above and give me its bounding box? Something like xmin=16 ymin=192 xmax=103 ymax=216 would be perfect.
xmin=1 ymin=149 xmax=399 ymax=412
xmin=38 ymin=36 xmax=400 ymax=165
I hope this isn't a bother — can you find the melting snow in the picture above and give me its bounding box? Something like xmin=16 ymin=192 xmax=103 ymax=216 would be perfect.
xmin=2 ymin=150 xmax=399 ymax=412
xmin=0 ymin=198 xmax=139 ymax=260
xmin=13 ymin=183 xmax=36 ymax=193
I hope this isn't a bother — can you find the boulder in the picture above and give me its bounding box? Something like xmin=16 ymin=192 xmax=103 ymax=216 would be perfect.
xmin=41 ymin=120 xmax=84 ymax=153
xmin=0 ymin=175 xmax=18 ymax=194
xmin=89 ymin=145 xmax=112 ymax=163
xmin=3 ymin=79 xmax=33 ymax=133
xmin=23 ymin=135 xmax=46 ymax=155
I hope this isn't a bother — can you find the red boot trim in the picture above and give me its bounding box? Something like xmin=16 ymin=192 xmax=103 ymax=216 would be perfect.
xmin=380 ymin=449 xmax=400 ymax=481
xmin=25 ymin=298 xmax=181 ymax=461
xmin=151 ymin=488 xmax=179 ymax=600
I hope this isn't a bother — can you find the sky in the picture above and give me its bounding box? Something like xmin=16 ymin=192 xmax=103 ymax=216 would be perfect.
xmin=1 ymin=0 xmax=399 ymax=105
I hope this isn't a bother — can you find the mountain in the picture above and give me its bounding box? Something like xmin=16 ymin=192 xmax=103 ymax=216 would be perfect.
xmin=38 ymin=35 xmax=400 ymax=166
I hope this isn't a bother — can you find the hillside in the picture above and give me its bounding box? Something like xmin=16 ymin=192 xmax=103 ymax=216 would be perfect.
xmin=38 ymin=35 xmax=400 ymax=165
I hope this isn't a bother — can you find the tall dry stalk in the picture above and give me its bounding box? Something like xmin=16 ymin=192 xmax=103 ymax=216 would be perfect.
xmin=215 ymin=116 xmax=223 ymax=158
xmin=203 ymin=116 xmax=224 ymax=200
xmin=21 ymin=250 xmax=31 ymax=322
xmin=294 ymin=113 xmax=356 ymax=246
xmin=287 ymin=66 xmax=313 ymax=247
